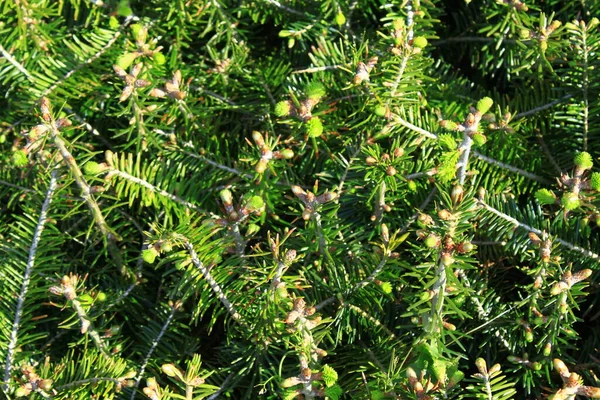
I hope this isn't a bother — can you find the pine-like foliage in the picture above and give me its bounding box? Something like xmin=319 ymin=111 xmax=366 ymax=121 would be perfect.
xmin=1 ymin=0 xmax=599 ymax=399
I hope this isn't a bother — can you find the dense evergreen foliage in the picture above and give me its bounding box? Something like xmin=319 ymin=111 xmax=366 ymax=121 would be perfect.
xmin=1 ymin=0 xmax=600 ymax=398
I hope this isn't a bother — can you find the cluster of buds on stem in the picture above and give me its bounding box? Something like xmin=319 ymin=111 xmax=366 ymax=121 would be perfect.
xmin=280 ymin=364 xmax=341 ymax=399
xmin=160 ymin=362 xmax=205 ymax=389
xmin=149 ymin=70 xmax=187 ymax=100
xmin=516 ymin=317 xmax=534 ymax=342
xmin=275 ymin=83 xmax=327 ymax=138
xmin=364 ymin=147 xmax=405 ymax=177
xmin=49 ymin=274 xmax=81 ymax=301
xmin=420 ymin=186 xmax=475 ymax=266
xmin=520 ymin=19 xmax=561 ymax=52
xmin=113 ymin=62 xmax=151 ymax=102
xmin=551 ymin=269 xmax=593 ymax=296
xmin=12 ymin=98 xmax=72 ymax=167
xmin=507 ymin=354 xmax=542 ymax=370
xmin=388 ymin=18 xmax=428 ymax=56
xmin=291 ymin=183 xmax=338 ymax=220
xmin=13 ymin=365 xmax=53 ymax=398
xmin=550 ymin=358 xmax=600 ymax=399
xmin=215 ymin=189 xmax=265 ymax=225
xmin=115 ymin=23 xmax=165 ymax=69
xmin=251 ymin=131 xmax=294 ymax=174
xmin=536 ymin=152 xmax=600 ymax=211
xmin=281 ymin=298 xmax=340 ymax=399
xmin=439 ymin=97 xmax=494 ymax=147
xmin=528 ymin=231 xmax=553 ymax=263
xmin=353 ymin=56 xmax=378 ymax=84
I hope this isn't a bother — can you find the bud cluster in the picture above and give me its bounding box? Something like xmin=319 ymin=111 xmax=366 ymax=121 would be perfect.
xmin=12 ymin=98 xmax=72 ymax=167
xmin=214 ymin=189 xmax=265 ymax=225
xmin=536 ymin=152 xmax=600 ymax=212
xmin=353 ymin=56 xmax=378 ymax=84
xmin=291 ymin=184 xmax=338 ymax=220
xmin=551 ymin=358 xmax=600 ymax=399
xmin=13 ymin=365 xmax=54 ymax=398
xmin=149 ymin=70 xmax=187 ymax=100
xmin=113 ymin=62 xmax=151 ymax=102
xmin=439 ymin=97 xmax=494 ymax=147
xmin=116 ymin=24 xmax=165 ymax=70
xmin=251 ymin=131 xmax=294 ymax=174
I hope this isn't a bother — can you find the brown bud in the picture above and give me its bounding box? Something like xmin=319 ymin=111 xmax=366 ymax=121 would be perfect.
xmin=386 ymin=166 xmax=397 ymax=176
xmin=438 ymin=209 xmax=451 ymax=220
xmin=40 ymin=98 xmax=52 ymax=121
xmin=365 ymin=156 xmax=377 ymax=165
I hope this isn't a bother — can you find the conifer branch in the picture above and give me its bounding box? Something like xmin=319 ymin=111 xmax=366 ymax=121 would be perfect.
xmin=181 ymin=237 xmax=245 ymax=324
xmin=55 ymin=377 xmax=123 ymax=392
xmin=131 ymin=303 xmax=178 ymax=400
xmin=513 ymin=94 xmax=573 ymax=119
xmin=471 ymin=151 xmax=551 ymax=184
xmin=70 ymin=298 xmax=110 ymax=358
xmin=51 ymin=126 xmax=121 ymax=245
xmin=39 ymin=15 xmax=136 ymax=100
xmin=263 ymin=0 xmax=307 ymax=17
xmin=0 ymin=43 xmax=32 ymax=79
xmin=0 ymin=179 xmax=36 ymax=193
xmin=476 ymin=198 xmax=600 ymax=261
xmin=347 ymin=303 xmax=397 ymax=339
xmin=108 ymin=169 xmax=211 ymax=216
xmin=2 ymin=168 xmax=59 ymax=391
xmin=292 ymin=65 xmax=344 ymax=74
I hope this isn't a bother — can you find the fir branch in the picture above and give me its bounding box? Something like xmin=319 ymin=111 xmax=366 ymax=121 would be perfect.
xmin=2 ymin=168 xmax=59 ymax=392
xmin=292 ymin=65 xmax=344 ymax=74
xmin=262 ymin=0 xmax=307 ymax=17
xmin=70 ymin=298 xmax=110 ymax=358
xmin=131 ymin=303 xmax=178 ymax=400
xmin=0 ymin=43 xmax=32 ymax=79
xmin=55 ymin=377 xmax=123 ymax=392
xmin=513 ymin=94 xmax=574 ymax=119
xmin=391 ymin=114 xmax=438 ymax=140
xmin=476 ymin=198 xmax=600 ymax=261
xmin=0 ymin=179 xmax=36 ymax=193
xmin=471 ymin=151 xmax=551 ymax=184
xmin=347 ymin=303 xmax=397 ymax=339
xmin=51 ymin=126 xmax=121 ymax=244
xmin=180 ymin=237 xmax=245 ymax=324
xmin=109 ymin=169 xmax=211 ymax=216
xmin=38 ymin=15 xmax=137 ymax=100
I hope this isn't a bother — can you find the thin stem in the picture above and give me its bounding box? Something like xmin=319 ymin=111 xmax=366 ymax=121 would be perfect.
xmin=427 ymin=255 xmax=447 ymax=334
xmin=263 ymin=0 xmax=307 ymax=16
xmin=536 ymin=131 xmax=562 ymax=174
xmin=51 ymin=128 xmax=122 ymax=259
xmin=110 ymin=169 xmax=212 ymax=216
xmin=0 ymin=43 xmax=32 ymax=79
xmin=472 ymin=151 xmax=551 ymax=184
xmin=388 ymin=55 xmax=410 ymax=103
xmin=457 ymin=135 xmax=473 ymax=185
xmin=131 ymin=304 xmax=178 ymax=400
xmin=391 ymin=114 xmax=438 ymax=140
xmin=347 ymin=304 xmax=397 ymax=339
xmin=181 ymin=237 xmax=246 ymax=325
xmin=0 ymin=179 xmax=36 ymax=193
xmin=54 ymin=377 xmax=122 ymax=392
xmin=71 ymin=298 xmax=110 ymax=358
xmin=206 ymin=372 xmax=234 ymax=400
xmin=476 ymin=198 xmax=600 ymax=261
xmin=292 ymin=65 xmax=343 ymax=74
xmin=513 ymin=94 xmax=573 ymax=119
xmin=3 ymin=169 xmax=59 ymax=391
xmin=581 ymin=26 xmax=589 ymax=152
